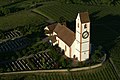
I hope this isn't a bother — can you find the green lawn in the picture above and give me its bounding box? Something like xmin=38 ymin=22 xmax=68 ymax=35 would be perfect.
xmin=32 ymin=3 xmax=120 ymax=77
xmin=0 ymin=1 xmax=120 ymax=79
xmin=33 ymin=2 xmax=120 ymax=48
xmin=110 ymin=40 xmax=120 ymax=74
xmin=0 ymin=10 xmax=47 ymax=31
xmin=0 ymin=0 xmax=24 ymax=7
xmin=33 ymin=3 xmax=120 ymax=21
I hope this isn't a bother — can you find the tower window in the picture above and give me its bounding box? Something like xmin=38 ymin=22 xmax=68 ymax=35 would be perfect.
xmin=78 ymin=23 xmax=79 ymax=28
xmin=65 ymin=45 xmax=67 ymax=52
xmin=58 ymin=40 xmax=59 ymax=45
xmin=84 ymin=24 xmax=87 ymax=29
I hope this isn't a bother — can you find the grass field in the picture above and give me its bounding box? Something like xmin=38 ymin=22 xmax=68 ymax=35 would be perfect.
xmin=32 ymin=3 xmax=120 ymax=78
xmin=33 ymin=3 xmax=120 ymax=21
xmin=0 ymin=61 xmax=119 ymax=80
xmin=110 ymin=40 xmax=120 ymax=74
xmin=33 ymin=2 xmax=120 ymax=48
xmin=0 ymin=1 xmax=120 ymax=80
xmin=0 ymin=10 xmax=47 ymax=31
xmin=0 ymin=0 xmax=25 ymax=7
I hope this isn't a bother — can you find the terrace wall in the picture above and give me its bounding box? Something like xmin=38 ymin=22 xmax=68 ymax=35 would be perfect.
xmin=0 ymin=54 xmax=106 ymax=75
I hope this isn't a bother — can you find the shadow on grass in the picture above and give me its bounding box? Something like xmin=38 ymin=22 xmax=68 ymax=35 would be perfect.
xmin=67 ymin=11 xmax=120 ymax=50
xmin=91 ymin=13 xmax=120 ymax=50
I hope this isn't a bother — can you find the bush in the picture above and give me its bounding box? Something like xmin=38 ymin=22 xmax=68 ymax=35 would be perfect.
xmin=0 ymin=7 xmax=10 ymax=16
xmin=91 ymin=45 xmax=104 ymax=63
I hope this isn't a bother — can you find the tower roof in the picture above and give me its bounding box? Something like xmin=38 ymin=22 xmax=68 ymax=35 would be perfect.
xmin=79 ymin=12 xmax=90 ymax=23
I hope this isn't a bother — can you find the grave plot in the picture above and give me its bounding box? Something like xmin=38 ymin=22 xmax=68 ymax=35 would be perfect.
xmin=4 ymin=30 xmax=22 ymax=40
xmin=2 ymin=51 xmax=58 ymax=72
xmin=0 ymin=37 xmax=30 ymax=52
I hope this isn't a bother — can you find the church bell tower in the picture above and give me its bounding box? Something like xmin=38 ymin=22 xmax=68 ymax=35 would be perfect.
xmin=75 ymin=12 xmax=90 ymax=61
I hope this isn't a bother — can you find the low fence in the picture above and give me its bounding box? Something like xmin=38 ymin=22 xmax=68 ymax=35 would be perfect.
xmin=0 ymin=54 xmax=106 ymax=75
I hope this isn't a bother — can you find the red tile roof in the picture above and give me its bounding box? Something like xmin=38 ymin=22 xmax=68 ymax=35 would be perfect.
xmin=80 ymin=12 xmax=90 ymax=23
xmin=47 ymin=23 xmax=58 ymax=33
xmin=53 ymin=23 xmax=75 ymax=47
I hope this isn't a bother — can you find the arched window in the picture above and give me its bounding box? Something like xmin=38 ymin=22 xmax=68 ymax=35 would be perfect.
xmin=84 ymin=24 xmax=87 ymax=29
xmin=78 ymin=23 xmax=79 ymax=28
xmin=65 ymin=45 xmax=67 ymax=52
xmin=73 ymin=55 xmax=76 ymax=58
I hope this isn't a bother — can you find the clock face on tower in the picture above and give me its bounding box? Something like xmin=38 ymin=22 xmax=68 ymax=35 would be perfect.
xmin=82 ymin=31 xmax=89 ymax=39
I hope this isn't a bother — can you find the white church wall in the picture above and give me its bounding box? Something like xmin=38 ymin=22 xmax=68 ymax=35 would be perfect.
xmin=76 ymin=32 xmax=80 ymax=42
xmin=44 ymin=27 xmax=51 ymax=36
xmin=76 ymin=14 xmax=81 ymax=42
xmin=71 ymin=40 xmax=76 ymax=58
xmin=56 ymin=37 xmax=70 ymax=58
xmin=74 ymin=13 xmax=81 ymax=61
xmin=80 ymin=22 xmax=90 ymax=61
xmin=45 ymin=34 xmax=50 ymax=36
xmin=44 ymin=26 xmax=49 ymax=31
xmin=53 ymin=40 xmax=58 ymax=46
xmin=75 ymin=40 xmax=80 ymax=51
xmin=81 ymin=42 xmax=89 ymax=52
xmin=81 ymin=51 xmax=89 ymax=61
xmin=75 ymin=41 xmax=81 ymax=61
xmin=74 ymin=21 xmax=90 ymax=61
xmin=66 ymin=45 xmax=70 ymax=57
xmin=53 ymin=32 xmax=57 ymax=36
xmin=75 ymin=50 xmax=81 ymax=61
xmin=71 ymin=40 xmax=81 ymax=61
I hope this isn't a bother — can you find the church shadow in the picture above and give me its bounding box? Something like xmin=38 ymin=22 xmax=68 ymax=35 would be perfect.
xmin=66 ymin=11 xmax=120 ymax=50
xmin=90 ymin=13 xmax=120 ymax=50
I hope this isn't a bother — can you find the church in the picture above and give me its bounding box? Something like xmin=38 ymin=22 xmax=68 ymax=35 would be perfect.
xmin=44 ymin=12 xmax=90 ymax=62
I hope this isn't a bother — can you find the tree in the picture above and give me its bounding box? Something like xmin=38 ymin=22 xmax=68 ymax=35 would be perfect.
xmin=66 ymin=59 xmax=72 ymax=68
xmin=91 ymin=51 xmax=99 ymax=62
xmin=81 ymin=0 xmax=91 ymax=4
xmin=0 ymin=30 xmax=4 ymax=39
xmin=100 ymin=0 xmax=111 ymax=5
xmin=91 ymin=45 xmax=103 ymax=62
xmin=59 ymin=57 xmax=67 ymax=68
xmin=0 ymin=7 xmax=10 ymax=16
xmin=59 ymin=16 xmax=66 ymax=25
